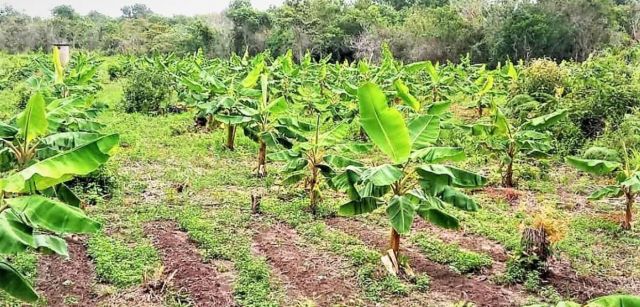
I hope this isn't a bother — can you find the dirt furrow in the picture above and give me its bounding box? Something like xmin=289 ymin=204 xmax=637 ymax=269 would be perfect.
xmin=326 ymin=217 xmax=528 ymax=307
xmin=251 ymin=221 xmax=364 ymax=306
xmin=144 ymin=221 xmax=235 ymax=306
xmin=37 ymin=238 xmax=99 ymax=306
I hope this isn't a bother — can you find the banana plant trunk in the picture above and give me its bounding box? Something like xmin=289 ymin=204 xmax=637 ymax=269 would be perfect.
xmin=389 ymin=228 xmax=400 ymax=256
xmin=257 ymin=139 xmax=267 ymax=177
xmin=309 ymin=167 xmax=319 ymax=214
xmin=503 ymin=148 xmax=515 ymax=188
xmin=503 ymin=160 xmax=514 ymax=188
xmin=226 ymin=125 xmax=236 ymax=151
xmin=623 ymin=191 xmax=634 ymax=230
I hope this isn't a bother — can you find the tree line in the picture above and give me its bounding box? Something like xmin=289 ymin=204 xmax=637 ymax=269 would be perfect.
xmin=1 ymin=0 xmax=640 ymax=64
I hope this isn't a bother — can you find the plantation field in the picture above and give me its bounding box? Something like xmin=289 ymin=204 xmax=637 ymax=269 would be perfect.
xmin=1 ymin=49 xmax=640 ymax=307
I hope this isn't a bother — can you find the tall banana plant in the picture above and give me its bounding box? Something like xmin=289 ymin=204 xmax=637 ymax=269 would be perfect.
xmin=332 ymin=83 xmax=486 ymax=274
xmin=0 ymin=92 xmax=119 ymax=302
xmin=566 ymin=145 xmax=640 ymax=230
xmin=467 ymin=105 xmax=567 ymax=187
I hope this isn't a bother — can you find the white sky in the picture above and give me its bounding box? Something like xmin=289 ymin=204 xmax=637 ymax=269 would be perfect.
xmin=0 ymin=0 xmax=284 ymax=17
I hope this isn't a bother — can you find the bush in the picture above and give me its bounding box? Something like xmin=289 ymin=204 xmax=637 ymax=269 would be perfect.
xmin=67 ymin=166 xmax=118 ymax=205
xmin=519 ymin=59 xmax=567 ymax=97
xmin=122 ymin=67 xmax=173 ymax=114
xmin=107 ymin=63 xmax=125 ymax=81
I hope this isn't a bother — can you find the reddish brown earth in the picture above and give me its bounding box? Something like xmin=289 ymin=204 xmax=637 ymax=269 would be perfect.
xmin=144 ymin=221 xmax=235 ymax=306
xmin=251 ymin=222 xmax=364 ymax=306
xmin=326 ymin=217 xmax=527 ymax=307
xmin=546 ymin=258 xmax=627 ymax=303
xmin=37 ymin=238 xmax=99 ymax=306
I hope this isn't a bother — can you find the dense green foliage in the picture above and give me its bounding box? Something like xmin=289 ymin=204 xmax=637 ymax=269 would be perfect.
xmin=2 ymin=0 xmax=640 ymax=64
xmin=2 ymin=24 xmax=640 ymax=304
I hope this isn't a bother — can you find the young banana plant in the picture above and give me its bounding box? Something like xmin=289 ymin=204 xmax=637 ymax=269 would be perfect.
xmin=467 ymin=105 xmax=567 ymax=187
xmin=269 ymin=115 xmax=361 ymax=214
xmin=0 ymin=92 xmax=119 ymax=302
xmin=243 ymin=74 xmax=311 ymax=177
xmin=472 ymin=69 xmax=495 ymax=117
xmin=332 ymin=83 xmax=486 ymax=275
xmin=566 ymin=144 xmax=640 ymax=230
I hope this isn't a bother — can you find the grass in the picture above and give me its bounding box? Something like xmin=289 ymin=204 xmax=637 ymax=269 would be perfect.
xmin=87 ymin=233 xmax=160 ymax=288
xmin=411 ymin=233 xmax=493 ymax=274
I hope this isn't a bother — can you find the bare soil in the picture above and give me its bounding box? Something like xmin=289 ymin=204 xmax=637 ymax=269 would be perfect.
xmin=546 ymin=257 xmax=629 ymax=302
xmin=37 ymin=237 xmax=99 ymax=306
xmin=251 ymin=221 xmax=365 ymax=306
xmin=144 ymin=221 xmax=235 ymax=306
xmin=327 ymin=217 xmax=528 ymax=307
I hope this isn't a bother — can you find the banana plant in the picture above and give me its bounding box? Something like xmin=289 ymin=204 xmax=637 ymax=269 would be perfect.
xmin=424 ymin=61 xmax=455 ymax=103
xmin=269 ymin=116 xmax=361 ymax=214
xmin=472 ymin=70 xmax=495 ymax=117
xmin=467 ymin=105 xmax=567 ymax=187
xmin=0 ymin=93 xmax=119 ymax=302
xmin=566 ymin=144 xmax=640 ymax=230
xmin=242 ymin=74 xmax=311 ymax=177
xmin=36 ymin=48 xmax=102 ymax=98
xmin=0 ymin=93 xmax=107 ymax=172
xmin=332 ymin=83 xmax=486 ymax=274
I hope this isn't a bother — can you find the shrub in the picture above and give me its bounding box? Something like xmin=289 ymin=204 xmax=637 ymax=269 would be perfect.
xmin=122 ymin=67 xmax=173 ymax=114
xmin=107 ymin=63 xmax=125 ymax=81
xmin=519 ymin=59 xmax=567 ymax=97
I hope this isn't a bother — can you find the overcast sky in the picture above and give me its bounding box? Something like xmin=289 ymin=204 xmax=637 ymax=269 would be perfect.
xmin=0 ymin=0 xmax=284 ymax=17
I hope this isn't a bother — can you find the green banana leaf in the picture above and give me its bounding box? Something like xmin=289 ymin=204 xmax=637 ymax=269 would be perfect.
xmin=587 ymin=294 xmax=640 ymax=307
xmin=566 ymin=157 xmax=621 ymax=176
xmin=588 ymin=186 xmax=624 ymax=200
xmin=6 ymin=195 xmax=100 ymax=234
xmin=416 ymin=197 xmax=460 ymax=230
xmin=0 ymin=122 xmax=18 ymax=138
xmin=0 ymin=261 xmax=38 ymax=302
xmin=0 ymin=210 xmax=34 ymax=254
xmin=438 ymin=186 xmax=480 ymax=211
xmin=416 ymin=164 xmax=487 ymax=189
xmin=358 ymin=82 xmax=410 ymax=164
xmin=2 ymin=134 xmax=119 ymax=193
xmin=34 ymin=234 xmax=68 ymax=256
xmin=408 ymin=115 xmax=440 ymax=150
xmin=387 ymin=195 xmax=416 ymax=234
xmin=394 ymin=79 xmax=420 ymax=112
xmin=521 ymin=109 xmax=568 ymax=130
xmin=361 ymin=164 xmax=403 ymax=186
xmin=426 ymin=101 xmax=452 ymax=115
xmin=17 ymin=92 xmax=47 ymax=143
xmin=411 ymin=147 xmax=465 ymax=163
xmin=339 ymin=197 xmax=382 ymax=216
